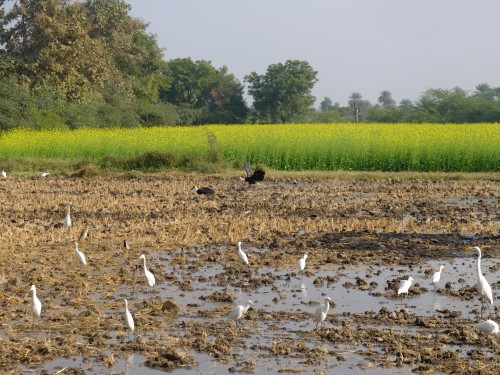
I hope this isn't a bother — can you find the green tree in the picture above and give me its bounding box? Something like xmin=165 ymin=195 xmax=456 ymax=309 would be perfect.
xmin=245 ymin=60 xmax=318 ymax=123
xmin=205 ymin=66 xmax=248 ymax=124
xmin=378 ymin=90 xmax=396 ymax=108
xmin=1 ymin=0 xmax=114 ymax=101
xmin=160 ymin=58 xmax=246 ymax=124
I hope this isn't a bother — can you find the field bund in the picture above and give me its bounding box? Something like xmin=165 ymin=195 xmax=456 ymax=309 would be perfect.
xmin=0 ymin=123 xmax=498 ymax=172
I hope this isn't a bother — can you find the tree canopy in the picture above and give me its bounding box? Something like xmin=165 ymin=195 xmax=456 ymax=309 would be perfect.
xmin=0 ymin=0 xmax=499 ymax=129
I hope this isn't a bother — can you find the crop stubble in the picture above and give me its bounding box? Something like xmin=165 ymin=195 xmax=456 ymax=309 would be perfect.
xmin=0 ymin=175 xmax=498 ymax=373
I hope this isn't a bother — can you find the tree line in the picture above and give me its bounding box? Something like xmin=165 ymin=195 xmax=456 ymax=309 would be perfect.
xmin=1 ymin=0 xmax=499 ymax=131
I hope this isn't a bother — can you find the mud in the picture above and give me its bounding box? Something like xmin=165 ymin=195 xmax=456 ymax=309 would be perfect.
xmin=0 ymin=175 xmax=498 ymax=374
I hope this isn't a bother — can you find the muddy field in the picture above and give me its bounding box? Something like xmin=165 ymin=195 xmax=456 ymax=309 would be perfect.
xmin=0 ymin=174 xmax=499 ymax=374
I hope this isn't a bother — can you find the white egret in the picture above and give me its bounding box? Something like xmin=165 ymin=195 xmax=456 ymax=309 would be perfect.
xmin=237 ymin=241 xmax=249 ymax=265
xmin=41 ymin=172 xmax=50 ymax=177
xmin=314 ymin=297 xmax=333 ymax=330
xmin=397 ymin=276 xmax=413 ymax=300
xmin=1 ymin=170 xmax=6 ymax=178
xmin=74 ymin=242 xmax=87 ymax=265
xmin=229 ymin=300 xmax=255 ymax=326
xmin=299 ymin=254 xmax=308 ymax=272
xmin=138 ymin=254 xmax=156 ymax=288
xmin=124 ymin=299 xmax=135 ymax=338
xmin=475 ymin=320 xmax=500 ymax=337
xmin=471 ymin=246 xmax=493 ymax=315
xmin=432 ymin=265 xmax=445 ymax=290
xmin=63 ymin=203 xmax=72 ymax=230
xmin=30 ymin=285 xmax=42 ymax=327
xmin=124 ymin=240 xmax=130 ymax=250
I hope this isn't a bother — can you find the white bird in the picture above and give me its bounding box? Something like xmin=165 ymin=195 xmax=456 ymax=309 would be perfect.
xmin=63 ymin=203 xmax=72 ymax=230
xmin=314 ymin=297 xmax=333 ymax=330
xmin=124 ymin=299 xmax=135 ymax=337
xmin=229 ymin=300 xmax=255 ymax=326
xmin=472 ymin=246 xmax=493 ymax=314
xmin=475 ymin=320 xmax=500 ymax=337
xmin=138 ymin=254 xmax=156 ymax=288
xmin=237 ymin=241 xmax=249 ymax=265
xmin=74 ymin=242 xmax=87 ymax=265
xmin=124 ymin=240 xmax=130 ymax=250
xmin=299 ymin=253 xmax=308 ymax=272
xmin=1 ymin=170 xmax=6 ymax=178
xmin=41 ymin=172 xmax=50 ymax=177
xmin=30 ymin=285 xmax=42 ymax=326
xmin=397 ymin=276 xmax=413 ymax=298
xmin=432 ymin=265 xmax=445 ymax=290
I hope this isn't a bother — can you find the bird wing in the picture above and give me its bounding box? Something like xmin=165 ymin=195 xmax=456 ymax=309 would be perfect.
xmin=244 ymin=161 xmax=253 ymax=177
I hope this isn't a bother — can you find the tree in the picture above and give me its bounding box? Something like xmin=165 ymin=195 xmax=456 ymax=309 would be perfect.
xmin=245 ymin=60 xmax=318 ymax=123
xmin=159 ymin=58 xmax=247 ymax=124
xmin=205 ymin=66 xmax=248 ymax=124
xmin=378 ymin=90 xmax=396 ymax=108
xmin=1 ymin=0 xmax=115 ymax=101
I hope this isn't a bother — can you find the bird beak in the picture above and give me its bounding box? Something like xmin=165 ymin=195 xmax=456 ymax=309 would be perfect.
xmin=465 ymin=247 xmax=473 ymax=251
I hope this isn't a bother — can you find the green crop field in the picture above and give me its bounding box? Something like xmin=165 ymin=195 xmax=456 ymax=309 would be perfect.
xmin=0 ymin=123 xmax=498 ymax=172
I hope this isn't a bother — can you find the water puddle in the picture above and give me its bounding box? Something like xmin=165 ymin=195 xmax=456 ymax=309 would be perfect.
xmin=21 ymin=254 xmax=498 ymax=374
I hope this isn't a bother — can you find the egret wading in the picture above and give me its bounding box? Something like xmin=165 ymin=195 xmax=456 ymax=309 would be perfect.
xmin=299 ymin=254 xmax=308 ymax=272
xmin=314 ymin=297 xmax=333 ymax=330
xmin=138 ymin=254 xmax=156 ymax=289
xmin=397 ymin=276 xmax=413 ymax=302
xmin=30 ymin=285 xmax=42 ymax=327
xmin=124 ymin=299 xmax=135 ymax=338
xmin=432 ymin=265 xmax=445 ymax=290
xmin=475 ymin=320 xmax=500 ymax=337
xmin=471 ymin=246 xmax=493 ymax=317
xmin=63 ymin=203 xmax=72 ymax=230
xmin=237 ymin=241 xmax=249 ymax=265
xmin=229 ymin=300 xmax=255 ymax=327
xmin=243 ymin=161 xmax=265 ymax=184
xmin=74 ymin=242 xmax=87 ymax=265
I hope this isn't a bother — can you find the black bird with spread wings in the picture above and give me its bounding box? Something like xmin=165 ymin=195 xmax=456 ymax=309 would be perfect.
xmin=243 ymin=161 xmax=265 ymax=184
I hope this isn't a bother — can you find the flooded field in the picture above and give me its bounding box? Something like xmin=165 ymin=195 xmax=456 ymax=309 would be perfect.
xmin=0 ymin=175 xmax=498 ymax=374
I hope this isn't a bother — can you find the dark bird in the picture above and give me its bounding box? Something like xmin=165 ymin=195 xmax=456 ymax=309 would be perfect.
xmin=243 ymin=161 xmax=265 ymax=184
xmin=193 ymin=186 xmax=215 ymax=195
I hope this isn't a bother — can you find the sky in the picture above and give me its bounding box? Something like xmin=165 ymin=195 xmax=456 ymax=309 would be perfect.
xmin=127 ymin=0 xmax=500 ymax=106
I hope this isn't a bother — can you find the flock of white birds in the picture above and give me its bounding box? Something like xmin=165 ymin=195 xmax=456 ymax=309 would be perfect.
xmin=6 ymin=170 xmax=493 ymax=342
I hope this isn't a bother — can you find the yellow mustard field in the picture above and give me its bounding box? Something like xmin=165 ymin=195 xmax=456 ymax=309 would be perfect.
xmin=0 ymin=123 xmax=498 ymax=171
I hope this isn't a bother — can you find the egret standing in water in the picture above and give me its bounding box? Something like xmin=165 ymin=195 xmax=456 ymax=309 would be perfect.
xmin=470 ymin=246 xmax=493 ymax=317
xmin=124 ymin=299 xmax=135 ymax=338
xmin=475 ymin=320 xmax=500 ymax=337
xmin=229 ymin=300 xmax=255 ymax=327
xmin=30 ymin=285 xmax=42 ymax=327
xmin=314 ymin=297 xmax=333 ymax=330
xmin=237 ymin=241 xmax=249 ymax=265
xmin=397 ymin=276 xmax=413 ymax=302
xmin=299 ymin=254 xmax=308 ymax=272
xmin=138 ymin=254 xmax=156 ymax=289
xmin=63 ymin=203 xmax=72 ymax=230
xmin=432 ymin=265 xmax=445 ymax=290
xmin=74 ymin=242 xmax=87 ymax=265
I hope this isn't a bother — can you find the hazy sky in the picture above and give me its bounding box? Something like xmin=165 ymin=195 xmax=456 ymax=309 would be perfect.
xmin=127 ymin=0 xmax=500 ymax=106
